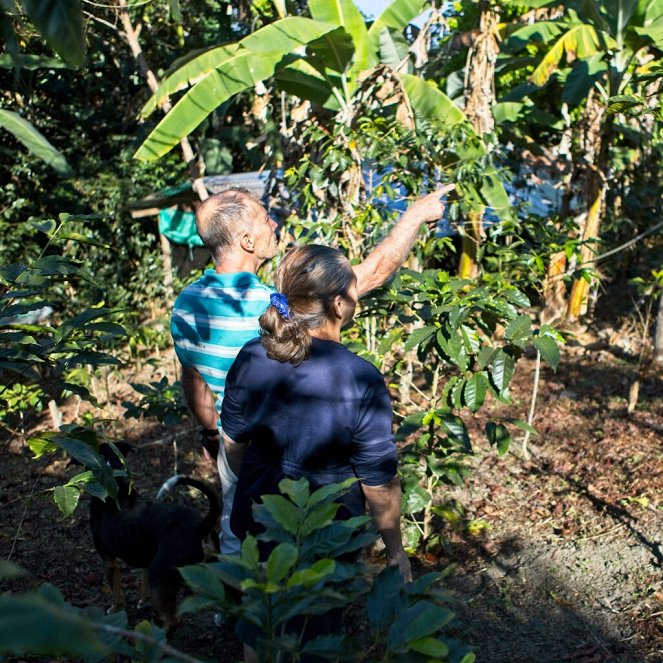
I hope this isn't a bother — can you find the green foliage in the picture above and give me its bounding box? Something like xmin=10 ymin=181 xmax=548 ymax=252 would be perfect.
xmin=180 ymin=477 xmax=475 ymax=662
xmin=122 ymin=376 xmax=188 ymax=426
xmin=361 ymin=270 xmax=561 ymax=549
xmin=0 ymin=562 xmax=179 ymax=661
xmin=0 ymin=214 xmax=126 ymax=428
xmin=27 ymin=425 xmax=123 ymax=517
xmin=135 ymin=0 xmax=462 ymax=161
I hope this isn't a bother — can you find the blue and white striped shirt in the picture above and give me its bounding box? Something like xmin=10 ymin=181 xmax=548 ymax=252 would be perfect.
xmin=171 ymin=270 xmax=273 ymax=417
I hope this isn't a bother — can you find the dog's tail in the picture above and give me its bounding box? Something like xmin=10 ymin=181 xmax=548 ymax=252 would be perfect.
xmin=157 ymin=475 xmax=222 ymax=538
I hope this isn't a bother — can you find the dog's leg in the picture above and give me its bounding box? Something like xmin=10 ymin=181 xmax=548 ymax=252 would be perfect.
xmin=107 ymin=558 xmax=125 ymax=614
xmin=151 ymin=585 xmax=180 ymax=634
xmin=138 ymin=568 xmax=151 ymax=608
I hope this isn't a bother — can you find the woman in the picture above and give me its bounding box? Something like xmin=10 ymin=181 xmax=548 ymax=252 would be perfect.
xmin=221 ymin=245 xmax=410 ymax=657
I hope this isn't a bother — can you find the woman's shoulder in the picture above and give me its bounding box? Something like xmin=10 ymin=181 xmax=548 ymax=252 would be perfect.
xmin=316 ymin=340 xmax=384 ymax=379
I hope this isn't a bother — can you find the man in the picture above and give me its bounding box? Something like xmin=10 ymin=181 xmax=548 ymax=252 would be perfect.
xmin=171 ymin=184 xmax=454 ymax=554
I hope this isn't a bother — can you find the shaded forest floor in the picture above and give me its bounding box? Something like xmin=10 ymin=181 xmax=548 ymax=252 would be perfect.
xmin=1 ymin=324 xmax=662 ymax=663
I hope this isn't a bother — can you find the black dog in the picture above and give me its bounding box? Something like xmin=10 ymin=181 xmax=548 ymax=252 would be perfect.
xmin=89 ymin=443 xmax=221 ymax=632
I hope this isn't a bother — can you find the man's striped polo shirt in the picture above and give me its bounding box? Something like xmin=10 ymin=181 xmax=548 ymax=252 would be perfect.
xmin=171 ymin=270 xmax=273 ymax=416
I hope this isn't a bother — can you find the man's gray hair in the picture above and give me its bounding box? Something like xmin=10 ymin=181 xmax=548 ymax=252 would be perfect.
xmin=195 ymin=187 xmax=256 ymax=259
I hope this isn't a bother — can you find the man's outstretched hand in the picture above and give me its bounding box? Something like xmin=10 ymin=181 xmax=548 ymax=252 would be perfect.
xmin=404 ymin=183 xmax=456 ymax=226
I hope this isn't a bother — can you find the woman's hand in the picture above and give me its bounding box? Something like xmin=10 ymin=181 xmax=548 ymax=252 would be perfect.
xmin=362 ymin=477 xmax=412 ymax=583
xmin=387 ymin=548 xmax=412 ymax=583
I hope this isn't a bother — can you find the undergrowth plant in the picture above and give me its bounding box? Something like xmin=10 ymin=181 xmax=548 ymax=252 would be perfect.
xmin=180 ymin=477 xmax=476 ymax=663
xmin=0 ymin=214 xmax=126 ymax=434
xmin=360 ymin=270 xmax=562 ymax=550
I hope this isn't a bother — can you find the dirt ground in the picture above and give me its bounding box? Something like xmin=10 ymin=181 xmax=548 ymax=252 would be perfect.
xmin=1 ymin=330 xmax=662 ymax=663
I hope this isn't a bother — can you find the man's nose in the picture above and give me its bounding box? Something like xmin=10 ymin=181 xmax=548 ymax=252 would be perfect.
xmin=269 ymin=218 xmax=278 ymax=232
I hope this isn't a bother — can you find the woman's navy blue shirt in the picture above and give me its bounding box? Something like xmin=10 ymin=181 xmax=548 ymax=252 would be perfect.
xmin=221 ymin=336 xmax=396 ymax=540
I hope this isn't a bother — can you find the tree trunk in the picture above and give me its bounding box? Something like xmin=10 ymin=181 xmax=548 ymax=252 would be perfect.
xmin=566 ymin=88 xmax=607 ymax=321
xmin=458 ymin=0 xmax=499 ymax=278
xmin=655 ymin=291 xmax=663 ymax=365
xmin=117 ymin=0 xmax=208 ymax=203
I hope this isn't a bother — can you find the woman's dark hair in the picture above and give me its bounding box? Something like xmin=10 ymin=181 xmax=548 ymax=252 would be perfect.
xmin=260 ymin=244 xmax=355 ymax=365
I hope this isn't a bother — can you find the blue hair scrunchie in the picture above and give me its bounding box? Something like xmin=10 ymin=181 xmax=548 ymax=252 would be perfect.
xmin=270 ymin=292 xmax=291 ymax=320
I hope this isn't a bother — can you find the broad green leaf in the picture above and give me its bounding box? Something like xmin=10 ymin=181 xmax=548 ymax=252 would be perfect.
xmin=530 ymin=25 xmax=604 ymax=87
xmin=278 ymin=476 xmax=310 ymax=507
xmin=306 ymin=26 xmax=356 ymax=76
xmin=485 ymin=421 xmax=511 ymax=456
xmin=301 ymin=503 xmax=340 ymax=536
xmin=387 ymin=601 xmax=454 ymax=649
xmin=493 ymin=101 xmax=526 ymax=124
xmin=463 ymin=372 xmax=489 ymax=412
xmin=404 ymin=325 xmax=436 ymax=351
xmin=260 ymin=495 xmax=301 ymax=535
xmin=305 ymin=477 xmax=356 ymax=507
xmin=20 ymin=0 xmax=85 ymax=67
xmin=607 ymin=94 xmax=642 ymax=114
xmin=57 ymin=232 xmax=111 ymax=249
xmin=504 ymin=314 xmax=532 ymax=343
xmin=52 ymin=485 xmax=80 ymax=517
xmin=476 ymin=346 xmax=498 ymax=369
xmin=240 ymin=536 xmax=260 ymax=570
xmin=441 ymin=415 xmax=471 ymax=451
xmin=0 ymin=54 xmax=69 ymax=70
xmin=366 ymin=566 xmax=404 ymax=630
xmin=31 ymin=255 xmax=80 ymax=276
xmin=267 ymin=543 xmax=299 ymax=583
xmin=401 ymin=73 xmax=466 ymax=127
xmin=140 ymin=44 xmax=239 ymax=118
xmin=506 ymin=417 xmax=539 ymax=436
xmin=480 ymin=168 xmax=512 ymax=219
xmin=286 ymin=558 xmax=335 ymax=588
xmin=136 ymin=52 xmax=280 ymax=161
xmin=402 ymin=485 xmax=431 ymax=514
xmin=377 ymin=28 xmax=409 ymax=68
xmin=26 ymin=436 xmax=58 ymax=458
xmin=66 ymin=471 xmax=107 ymax=499
xmin=55 ymin=307 xmax=118 ymax=342
xmin=634 ymin=19 xmax=663 ymax=46
xmin=278 ymin=60 xmax=340 ymax=108
xmin=368 ymin=0 xmax=429 ymax=62
xmin=309 ymin=0 xmax=370 ymax=84
xmin=532 ymin=335 xmax=561 ymax=368
xmin=408 ymin=636 xmax=449 ymax=657
xmin=0 ymin=109 xmax=73 ymax=177
xmin=0 ymin=589 xmax=108 ymax=656
xmin=491 ymin=350 xmax=515 ymax=393
xmin=505 ymin=20 xmax=564 ymax=53
xmin=562 ymin=54 xmax=607 ymax=106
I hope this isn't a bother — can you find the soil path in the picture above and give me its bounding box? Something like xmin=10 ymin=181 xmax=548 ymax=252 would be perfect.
xmin=1 ymin=347 xmax=661 ymax=662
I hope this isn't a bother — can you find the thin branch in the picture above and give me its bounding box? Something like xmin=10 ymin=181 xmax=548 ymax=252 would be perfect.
xmin=7 ymin=467 xmax=45 ymax=561
xmin=520 ymin=350 xmax=541 ymax=460
xmin=95 ymin=623 xmax=206 ymax=663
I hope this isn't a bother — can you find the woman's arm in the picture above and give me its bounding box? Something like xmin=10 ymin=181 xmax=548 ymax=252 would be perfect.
xmin=361 ymin=476 xmax=412 ymax=582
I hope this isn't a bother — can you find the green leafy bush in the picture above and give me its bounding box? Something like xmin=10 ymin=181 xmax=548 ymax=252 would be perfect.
xmin=180 ymin=477 xmax=475 ymax=663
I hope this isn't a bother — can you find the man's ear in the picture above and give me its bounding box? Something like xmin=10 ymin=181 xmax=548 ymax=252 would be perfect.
xmin=239 ymin=232 xmax=255 ymax=253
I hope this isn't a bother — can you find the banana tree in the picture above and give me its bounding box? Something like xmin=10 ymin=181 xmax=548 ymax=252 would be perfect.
xmin=134 ymin=0 xmax=459 ymax=161
xmin=457 ymin=0 xmax=501 ymax=279
xmin=134 ymin=0 xmax=511 ymax=261
xmin=502 ymin=0 xmax=663 ymax=319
